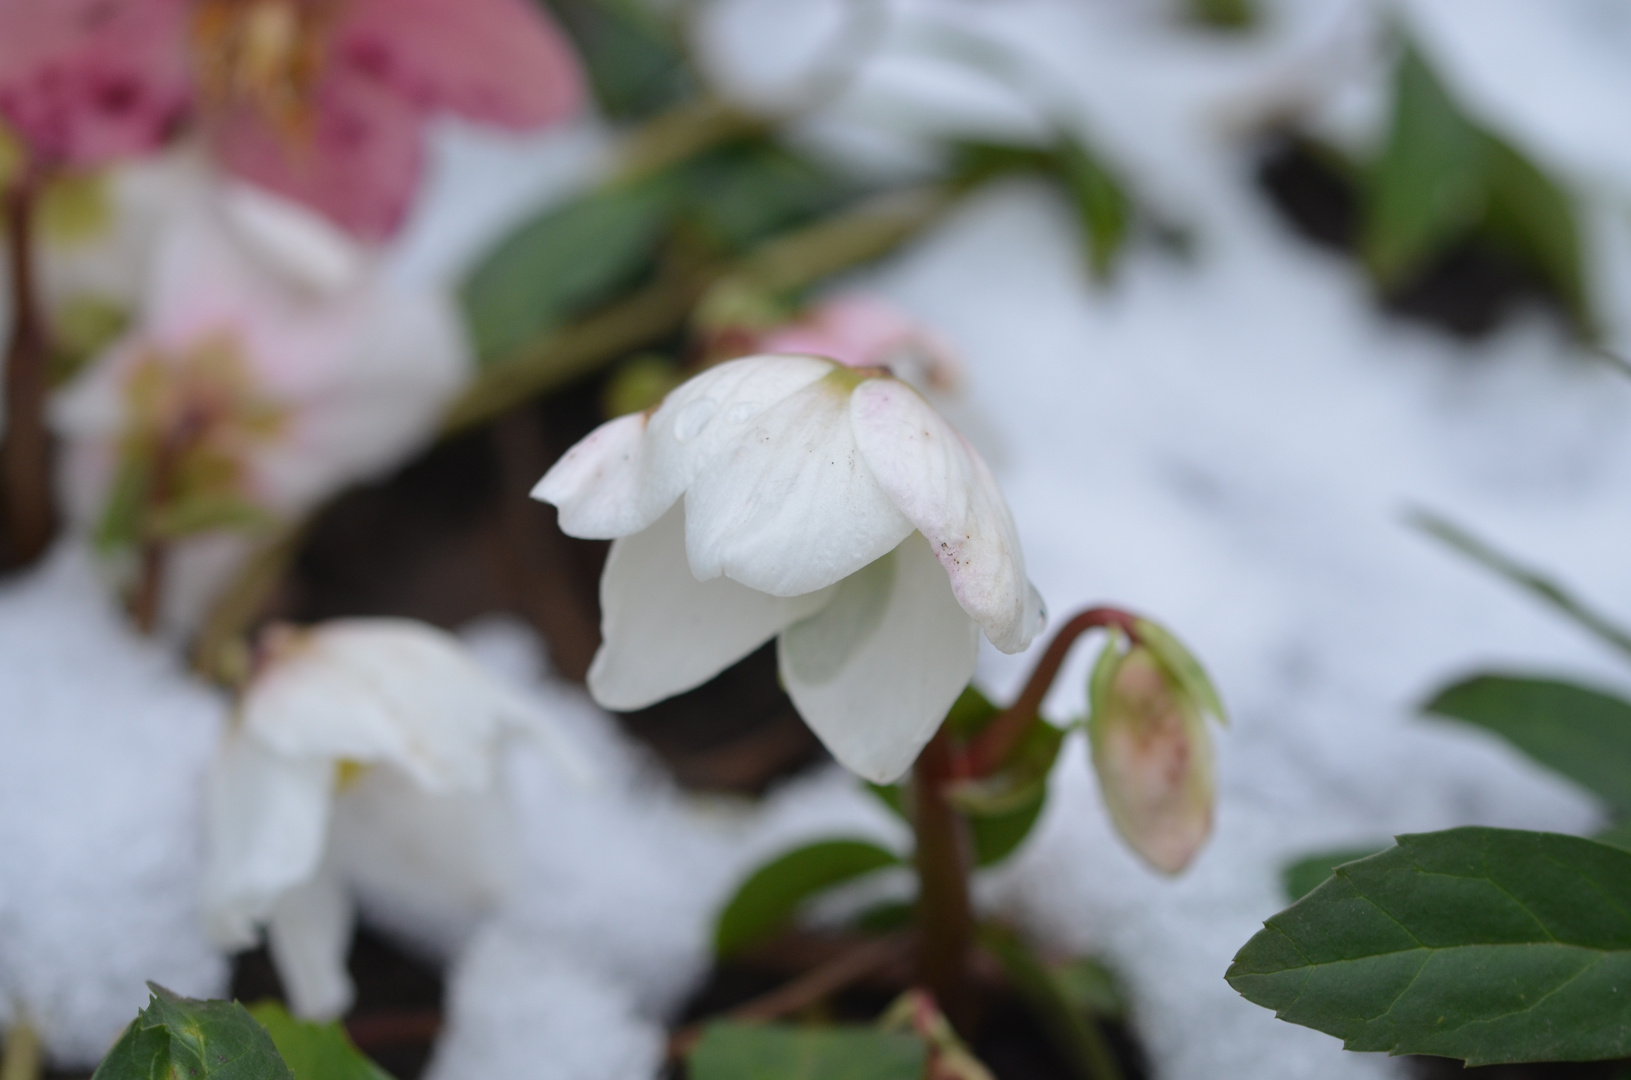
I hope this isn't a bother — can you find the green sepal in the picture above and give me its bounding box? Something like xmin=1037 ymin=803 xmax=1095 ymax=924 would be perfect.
xmin=1131 ymin=617 xmax=1226 ymax=726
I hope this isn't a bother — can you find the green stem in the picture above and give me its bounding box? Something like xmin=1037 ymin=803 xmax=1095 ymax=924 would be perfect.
xmin=1 ymin=172 xmax=55 ymax=567
xmin=913 ymin=726 xmax=977 ymax=1031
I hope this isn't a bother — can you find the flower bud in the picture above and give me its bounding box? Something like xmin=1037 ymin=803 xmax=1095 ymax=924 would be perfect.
xmin=1088 ymin=627 xmax=1222 ymax=874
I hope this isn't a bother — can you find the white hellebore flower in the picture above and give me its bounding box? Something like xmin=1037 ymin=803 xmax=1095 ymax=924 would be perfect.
xmin=203 ymin=618 xmax=579 ymax=1020
xmin=533 ymin=355 xmax=1045 ymax=784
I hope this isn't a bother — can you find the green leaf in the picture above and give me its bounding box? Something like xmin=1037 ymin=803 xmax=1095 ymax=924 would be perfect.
xmin=1227 ymin=827 xmax=1631 ymax=1065
xmin=94 ymin=453 xmax=154 ymax=554
xmin=951 ymin=718 xmax=1064 ymax=867
xmin=92 ymin=984 xmax=293 ymax=1080
xmin=1280 ymin=845 xmax=1387 ymax=902
xmin=679 ymin=143 xmax=857 ymax=255
xmin=542 ymin=0 xmax=692 ymax=121
xmin=687 ymin=1022 xmax=926 ymax=1080
xmin=1185 ymin=0 xmax=1254 ymax=30
xmin=969 ymin=795 xmax=1049 ymax=868
xmin=979 ymin=926 xmax=1127 ymax=1080
xmin=714 ymin=839 xmax=903 ymax=956
xmin=942 ymin=684 xmax=1000 ymax=738
xmin=247 ymin=1003 xmax=393 ymax=1080
xmin=1483 ymin=137 xmax=1590 ymax=332
xmin=1059 ymin=140 xmax=1131 ymax=282
xmin=1410 ymin=510 xmax=1631 ymax=663
xmin=1425 ymin=674 xmax=1631 ymax=814
xmin=460 ymin=176 xmax=679 ymax=363
xmin=1364 ymin=47 xmax=1490 ymax=288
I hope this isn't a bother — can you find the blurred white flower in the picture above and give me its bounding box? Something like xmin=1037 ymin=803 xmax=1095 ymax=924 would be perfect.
xmin=534 ymin=354 xmax=1044 ymax=784
xmin=49 ymin=202 xmax=469 ymax=633
xmin=203 ymin=618 xmax=581 ymax=1020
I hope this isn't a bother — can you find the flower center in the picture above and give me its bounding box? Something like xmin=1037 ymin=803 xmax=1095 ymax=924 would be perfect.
xmin=191 ymin=0 xmax=336 ymax=136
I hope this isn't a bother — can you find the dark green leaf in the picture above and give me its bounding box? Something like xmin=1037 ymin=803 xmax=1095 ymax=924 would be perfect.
xmin=1060 ymin=140 xmax=1131 ymax=281
xmin=1280 ymin=845 xmax=1387 ymax=901
xmin=1410 ymin=510 xmax=1631 ymax=663
xmin=1598 ymin=822 xmax=1631 ymax=853
xmin=541 ymin=0 xmax=692 ymax=120
xmin=460 ymin=177 xmax=678 ymax=362
xmin=679 ymin=143 xmax=857 ymax=255
xmin=1483 ymin=137 xmax=1590 ymax=332
xmin=979 ymin=926 xmax=1127 ymax=1080
xmin=714 ymin=839 xmax=903 ymax=956
xmin=1227 ymin=827 xmax=1631 ymax=1065
xmin=969 ymin=795 xmax=1048 ymax=868
xmin=1364 ymin=48 xmax=1490 ymax=287
xmin=1186 ymin=0 xmax=1254 ymax=29
xmin=942 ymin=684 xmax=1000 ymax=738
xmin=92 ymin=984 xmax=292 ymax=1080
xmin=1053 ymin=957 xmax=1129 ymax=1020
xmin=849 ymin=899 xmax=914 ymax=935
xmin=948 ymin=718 xmax=1065 ymax=817
xmin=688 ymin=1022 xmax=926 ymax=1080
xmin=247 ymin=1003 xmax=392 ymax=1080
xmin=1425 ymin=674 xmax=1631 ymax=813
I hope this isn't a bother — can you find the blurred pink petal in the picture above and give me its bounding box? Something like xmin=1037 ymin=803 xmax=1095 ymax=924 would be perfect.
xmin=0 ymin=0 xmax=191 ymax=167
xmin=760 ymin=296 xmax=963 ymax=391
xmin=210 ymin=0 xmax=584 ymax=238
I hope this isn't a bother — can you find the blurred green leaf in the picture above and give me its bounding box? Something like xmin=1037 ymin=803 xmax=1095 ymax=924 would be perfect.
xmin=1280 ymin=845 xmax=1387 ymax=901
xmin=969 ymin=794 xmax=1049 ymax=868
xmin=49 ymin=294 xmax=129 ymax=386
xmin=942 ymin=683 xmax=1000 ymax=738
xmin=980 ymin=926 xmax=1127 ymax=1080
xmin=849 ymin=899 xmax=914 ymax=935
xmin=1060 ymin=140 xmax=1131 ymax=282
xmin=1365 ymin=47 xmax=1489 ymax=287
xmin=542 ymin=0 xmax=692 ymax=120
xmin=1053 ymin=957 xmax=1128 ymax=1020
xmin=1411 ymin=510 xmax=1631 ymax=663
xmin=1228 ymin=827 xmax=1631 ymax=1065
xmin=601 ymin=352 xmax=682 ymax=417
xmin=680 ymin=142 xmax=857 ymax=255
xmin=94 ymin=453 xmax=153 ymax=554
xmin=1185 ymin=0 xmax=1254 ymax=29
xmin=949 ymin=718 xmax=1065 ymax=817
xmin=1425 ymin=674 xmax=1631 ymax=814
xmin=461 ymin=176 xmax=680 ymax=363
xmin=149 ymin=494 xmax=278 ymax=541
xmin=246 ymin=1004 xmax=392 ymax=1080
xmin=688 ymin=1022 xmax=926 ymax=1080
xmin=92 ymin=984 xmax=291 ymax=1080
xmin=715 ymin=839 xmax=903 ymax=956
xmin=1483 ymin=137 xmax=1590 ymax=331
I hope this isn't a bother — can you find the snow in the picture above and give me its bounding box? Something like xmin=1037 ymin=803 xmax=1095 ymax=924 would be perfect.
xmin=0 ymin=545 xmax=228 ymax=1066
xmin=4 ymin=1 xmax=1630 ymax=1077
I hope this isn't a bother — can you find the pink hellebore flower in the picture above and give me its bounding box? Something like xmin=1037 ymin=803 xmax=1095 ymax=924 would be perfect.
xmin=758 ymin=295 xmax=964 ymax=392
xmin=534 ymin=355 xmax=1046 ymax=784
xmin=193 ymin=0 xmax=586 ymax=238
xmin=0 ymin=0 xmax=192 ymax=168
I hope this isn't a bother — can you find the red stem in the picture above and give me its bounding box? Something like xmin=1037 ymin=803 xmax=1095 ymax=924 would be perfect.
xmin=964 ymin=606 xmax=1141 ymax=777
xmin=912 ymin=727 xmax=976 ymax=1032
xmin=1 ymin=172 xmax=56 ymax=567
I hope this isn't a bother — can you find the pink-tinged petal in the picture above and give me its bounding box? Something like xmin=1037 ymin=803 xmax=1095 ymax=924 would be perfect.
xmin=532 ymin=412 xmax=652 ymax=540
xmin=851 ymin=377 xmax=1042 ymax=653
xmin=684 ymin=368 xmax=914 ymax=598
xmin=779 ymin=533 xmax=979 ymax=784
xmin=588 ymin=504 xmax=832 ymax=711
xmin=212 ymin=67 xmax=424 ymax=240
xmin=0 ymin=0 xmax=191 ymax=167
xmin=760 ymin=295 xmax=963 ymax=390
xmin=334 ymin=0 xmax=584 ymax=128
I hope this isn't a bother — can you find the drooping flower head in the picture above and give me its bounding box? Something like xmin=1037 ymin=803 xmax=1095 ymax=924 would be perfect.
xmin=204 ymin=618 xmax=581 ymax=1019
xmin=534 ymin=355 xmax=1045 ymax=783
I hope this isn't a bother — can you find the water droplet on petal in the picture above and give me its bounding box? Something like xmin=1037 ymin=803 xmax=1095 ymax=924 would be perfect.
xmin=725 ymin=401 xmax=757 ymax=424
xmin=672 ymin=397 xmax=718 ymax=442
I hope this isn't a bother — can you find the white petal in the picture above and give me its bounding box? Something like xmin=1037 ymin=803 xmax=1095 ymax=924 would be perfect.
xmin=588 ymin=504 xmax=832 ymax=710
xmin=220 ymin=182 xmax=368 ymax=296
xmin=851 ymin=378 xmax=1042 ymax=652
xmin=778 ymin=533 xmax=979 ymax=783
xmin=531 ymin=412 xmax=652 ymax=539
xmin=266 ymin=861 xmax=356 ymax=1020
xmin=202 ymin=732 xmax=335 ymax=950
xmin=684 ymin=370 xmax=914 ymax=596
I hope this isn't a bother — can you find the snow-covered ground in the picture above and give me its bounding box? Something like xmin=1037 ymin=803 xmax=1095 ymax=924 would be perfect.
xmin=5 ymin=0 xmax=1631 ymax=1077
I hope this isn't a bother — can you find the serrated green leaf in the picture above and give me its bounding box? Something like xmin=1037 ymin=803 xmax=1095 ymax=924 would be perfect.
xmin=1228 ymin=827 xmax=1631 ymax=1065
xmin=1280 ymin=845 xmax=1387 ymax=902
xmin=460 ymin=176 xmax=679 ymax=362
xmin=247 ymin=1003 xmax=393 ymax=1080
xmin=1364 ymin=47 xmax=1490 ymax=287
xmin=714 ymin=839 xmax=903 ymax=956
xmin=688 ymin=1022 xmax=926 ymax=1080
xmin=1425 ymin=674 xmax=1631 ymax=814
xmin=92 ymin=984 xmax=292 ymax=1080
